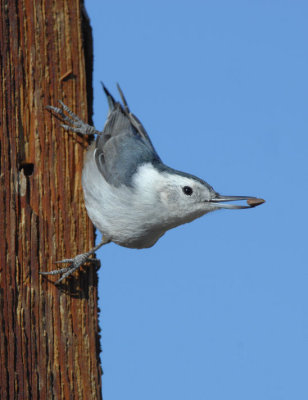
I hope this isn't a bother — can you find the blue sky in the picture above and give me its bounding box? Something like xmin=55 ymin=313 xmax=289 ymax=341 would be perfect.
xmin=85 ymin=1 xmax=308 ymax=399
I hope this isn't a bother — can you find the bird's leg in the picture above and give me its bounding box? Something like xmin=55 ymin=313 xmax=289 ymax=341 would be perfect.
xmin=46 ymin=100 xmax=102 ymax=136
xmin=40 ymin=238 xmax=111 ymax=284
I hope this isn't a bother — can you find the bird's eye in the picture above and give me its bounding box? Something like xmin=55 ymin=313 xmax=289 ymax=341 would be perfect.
xmin=182 ymin=186 xmax=193 ymax=196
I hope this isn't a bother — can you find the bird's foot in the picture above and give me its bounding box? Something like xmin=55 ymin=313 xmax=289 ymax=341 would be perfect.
xmin=40 ymin=252 xmax=100 ymax=285
xmin=46 ymin=100 xmax=101 ymax=136
xmin=40 ymin=239 xmax=110 ymax=284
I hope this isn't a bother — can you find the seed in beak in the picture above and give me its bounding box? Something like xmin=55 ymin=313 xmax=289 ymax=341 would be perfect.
xmin=246 ymin=198 xmax=265 ymax=207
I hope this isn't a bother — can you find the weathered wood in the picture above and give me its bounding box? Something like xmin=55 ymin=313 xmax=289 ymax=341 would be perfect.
xmin=0 ymin=0 xmax=102 ymax=398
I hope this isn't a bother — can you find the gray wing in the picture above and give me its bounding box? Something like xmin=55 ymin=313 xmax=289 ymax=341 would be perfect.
xmin=95 ymin=85 xmax=161 ymax=187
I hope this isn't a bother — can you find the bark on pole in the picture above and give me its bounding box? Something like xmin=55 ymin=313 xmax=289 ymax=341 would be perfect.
xmin=0 ymin=1 xmax=102 ymax=399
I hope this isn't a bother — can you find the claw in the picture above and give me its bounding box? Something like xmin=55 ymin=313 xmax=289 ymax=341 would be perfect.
xmin=40 ymin=265 xmax=73 ymax=275
xmin=46 ymin=101 xmax=101 ymax=136
xmin=39 ymin=239 xmax=110 ymax=284
xmin=54 ymin=258 xmax=75 ymax=264
xmin=58 ymin=100 xmax=80 ymax=120
xmin=40 ymin=257 xmax=99 ymax=284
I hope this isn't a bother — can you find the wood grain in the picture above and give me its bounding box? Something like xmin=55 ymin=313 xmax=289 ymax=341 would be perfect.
xmin=0 ymin=0 xmax=102 ymax=398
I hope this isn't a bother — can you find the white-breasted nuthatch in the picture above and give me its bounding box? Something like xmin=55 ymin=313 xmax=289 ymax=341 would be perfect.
xmin=41 ymin=84 xmax=265 ymax=284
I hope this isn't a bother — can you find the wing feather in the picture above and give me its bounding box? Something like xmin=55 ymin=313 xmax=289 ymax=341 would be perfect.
xmin=95 ymin=85 xmax=161 ymax=187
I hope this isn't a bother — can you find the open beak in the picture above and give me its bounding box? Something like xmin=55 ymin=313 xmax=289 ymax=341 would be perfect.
xmin=209 ymin=194 xmax=265 ymax=209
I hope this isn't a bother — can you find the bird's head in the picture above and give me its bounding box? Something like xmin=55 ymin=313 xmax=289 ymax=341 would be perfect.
xmin=133 ymin=163 xmax=265 ymax=231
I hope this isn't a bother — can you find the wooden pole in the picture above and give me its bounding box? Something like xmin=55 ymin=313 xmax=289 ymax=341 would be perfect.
xmin=0 ymin=0 xmax=102 ymax=398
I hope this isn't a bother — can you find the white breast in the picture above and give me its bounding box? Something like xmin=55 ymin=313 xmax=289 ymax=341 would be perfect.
xmin=81 ymin=145 xmax=167 ymax=248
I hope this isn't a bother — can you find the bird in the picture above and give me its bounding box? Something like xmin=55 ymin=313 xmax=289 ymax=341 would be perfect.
xmin=40 ymin=84 xmax=265 ymax=284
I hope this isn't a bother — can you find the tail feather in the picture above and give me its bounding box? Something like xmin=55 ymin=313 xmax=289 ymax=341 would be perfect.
xmin=116 ymin=83 xmax=130 ymax=113
xmin=99 ymin=83 xmax=161 ymax=161
xmin=101 ymin=82 xmax=116 ymax=111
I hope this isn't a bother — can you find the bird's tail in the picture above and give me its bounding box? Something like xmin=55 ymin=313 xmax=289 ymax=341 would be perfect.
xmin=101 ymin=82 xmax=116 ymax=111
xmin=101 ymin=82 xmax=130 ymax=114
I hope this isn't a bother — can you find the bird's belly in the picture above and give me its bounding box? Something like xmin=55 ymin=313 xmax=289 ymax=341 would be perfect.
xmin=82 ymin=153 xmax=170 ymax=249
xmin=84 ymin=200 xmax=165 ymax=249
xmin=82 ymin=176 xmax=166 ymax=249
